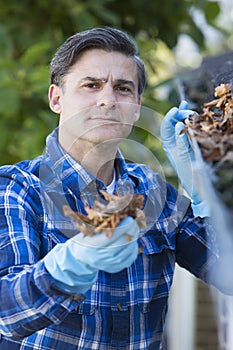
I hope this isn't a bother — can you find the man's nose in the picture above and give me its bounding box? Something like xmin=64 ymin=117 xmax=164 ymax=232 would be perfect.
xmin=96 ymin=86 xmax=116 ymax=108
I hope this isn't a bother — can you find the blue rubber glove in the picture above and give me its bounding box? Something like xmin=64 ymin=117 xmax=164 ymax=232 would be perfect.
xmin=44 ymin=216 xmax=139 ymax=294
xmin=160 ymin=100 xmax=210 ymax=217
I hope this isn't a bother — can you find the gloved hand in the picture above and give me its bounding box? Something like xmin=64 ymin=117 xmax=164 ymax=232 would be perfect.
xmin=44 ymin=216 xmax=139 ymax=294
xmin=160 ymin=100 xmax=210 ymax=217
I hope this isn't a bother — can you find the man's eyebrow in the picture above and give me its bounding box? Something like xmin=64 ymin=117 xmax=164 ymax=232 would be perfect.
xmin=79 ymin=77 xmax=107 ymax=83
xmin=114 ymin=79 xmax=136 ymax=90
xmin=79 ymin=77 xmax=136 ymax=89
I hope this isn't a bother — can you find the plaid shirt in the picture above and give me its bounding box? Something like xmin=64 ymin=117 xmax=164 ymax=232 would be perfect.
xmin=0 ymin=129 xmax=217 ymax=350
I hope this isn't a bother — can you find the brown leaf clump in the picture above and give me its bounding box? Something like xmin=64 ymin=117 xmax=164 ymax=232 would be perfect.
xmin=185 ymin=83 xmax=233 ymax=163
xmin=63 ymin=190 xmax=146 ymax=238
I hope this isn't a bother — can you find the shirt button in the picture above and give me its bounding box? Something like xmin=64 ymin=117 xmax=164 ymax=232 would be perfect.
xmin=116 ymin=303 xmax=122 ymax=311
xmin=71 ymin=294 xmax=86 ymax=302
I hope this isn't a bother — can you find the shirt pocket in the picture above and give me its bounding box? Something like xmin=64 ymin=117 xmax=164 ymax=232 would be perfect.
xmin=135 ymin=230 xmax=176 ymax=313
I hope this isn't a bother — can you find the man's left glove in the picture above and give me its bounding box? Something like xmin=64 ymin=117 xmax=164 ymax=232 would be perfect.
xmin=160 ymin=100 xmax=210 ymax=217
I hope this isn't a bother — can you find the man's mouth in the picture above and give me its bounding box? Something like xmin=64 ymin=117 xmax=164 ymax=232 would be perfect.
xmin=90 ymin=116 xmax=119 ymax=122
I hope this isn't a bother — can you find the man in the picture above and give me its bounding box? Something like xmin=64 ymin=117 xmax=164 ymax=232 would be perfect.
xmin=0 ymin=27 xmax=232 ymax=350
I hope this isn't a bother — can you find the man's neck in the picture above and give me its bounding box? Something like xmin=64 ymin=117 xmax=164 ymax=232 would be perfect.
xmin=59 ymin=137 xmax=118 ymax=186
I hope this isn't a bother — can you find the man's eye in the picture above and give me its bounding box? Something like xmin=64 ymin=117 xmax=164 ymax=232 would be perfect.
xmin=116 ymin=86 xmax=132 ymax=94
xmin=84 ymin=83 xmax=99 ymax=89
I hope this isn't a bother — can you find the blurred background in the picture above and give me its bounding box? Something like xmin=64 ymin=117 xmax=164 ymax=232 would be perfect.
xmin=0 ymin=1 xmax=233 ymax=349
xmin=1 ymin=0 xmax=232 ymax=165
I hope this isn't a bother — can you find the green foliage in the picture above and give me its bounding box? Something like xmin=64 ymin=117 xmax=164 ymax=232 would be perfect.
xmin=0 ymin=0 xmax=222 ymax=166
xmin=108 ymin=0 xmax=184 ymax=47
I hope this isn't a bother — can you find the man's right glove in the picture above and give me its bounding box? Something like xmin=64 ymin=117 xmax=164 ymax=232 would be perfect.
xmin=160 ymin=100 xmax=210 ymax=217
xmin=44 ymin=216 xmax=139 ymax=294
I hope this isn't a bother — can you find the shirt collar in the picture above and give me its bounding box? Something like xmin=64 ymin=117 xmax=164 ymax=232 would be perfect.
xmin=44 ymin=128 xmax=137 ymax=197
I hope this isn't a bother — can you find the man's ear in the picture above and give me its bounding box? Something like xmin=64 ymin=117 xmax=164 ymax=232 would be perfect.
xmin=48 ymin=84 xmax=62 ymax=114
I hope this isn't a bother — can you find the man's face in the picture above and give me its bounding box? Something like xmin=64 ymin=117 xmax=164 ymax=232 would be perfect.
xmin=49 ymin=49 xmax=141 ymax=147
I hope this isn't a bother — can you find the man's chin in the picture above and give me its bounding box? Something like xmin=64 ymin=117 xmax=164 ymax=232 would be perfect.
xmin=79 ymin=133 xmax=124 ymax=146
xmin=80 ymin=124 xmax=132 ymax=143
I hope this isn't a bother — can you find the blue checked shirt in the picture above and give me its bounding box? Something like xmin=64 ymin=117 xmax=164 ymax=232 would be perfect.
xmin=0 ymin=129 xmax=218 ymax=349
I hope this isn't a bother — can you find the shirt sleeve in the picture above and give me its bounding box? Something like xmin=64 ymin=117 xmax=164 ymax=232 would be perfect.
xmin=175 ymin=205 xmax=219 ymax=280
xmin=176 ymin=206 xmax=233 ymax=295
xmin=0 ymin=171 xmax=80 ymax=340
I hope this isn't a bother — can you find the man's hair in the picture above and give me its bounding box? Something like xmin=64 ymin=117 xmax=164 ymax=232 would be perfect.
xmin=50 ymin=27 xmax=146 ymax=95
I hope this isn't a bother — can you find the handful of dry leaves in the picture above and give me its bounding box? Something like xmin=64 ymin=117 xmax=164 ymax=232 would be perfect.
xmin=184 ymin=83 xmax=233 ymax=208
xmin=63 ymin=190 xmax=146 ymax=238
